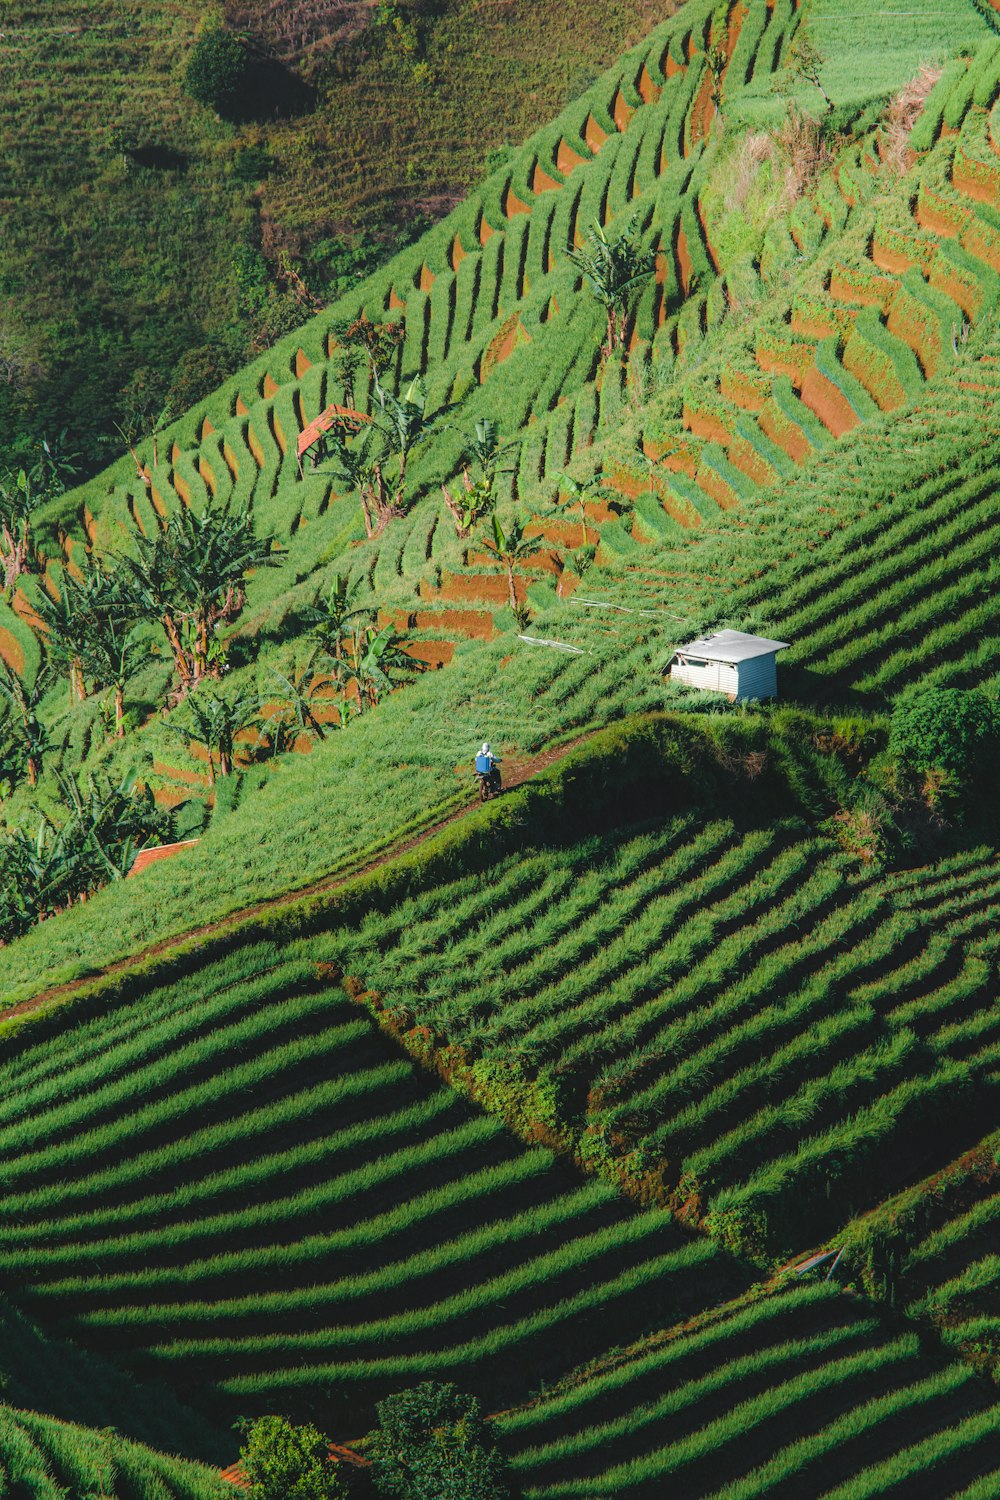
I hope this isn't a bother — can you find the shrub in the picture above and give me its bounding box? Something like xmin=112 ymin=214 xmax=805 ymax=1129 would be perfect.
xmin=889 ymin=688 xmax=1000 ymax=785
xmin=238 ymin=1415 xmax=345 ymax=1500
xmin=184 ymin=25 xmax=255 ymax=119
xmin=368 ymin=1382 xmax=510 ymax=1500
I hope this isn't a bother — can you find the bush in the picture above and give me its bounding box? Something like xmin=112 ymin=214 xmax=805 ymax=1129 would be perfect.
xmin=184 ymin=25 xmax=255 ymax=119
xmin=238 ymin=1415 xmax=345 ymax=1500
xmin=889 ymin=687 xmax=1000 ymax=785
xmin=368 ymin=1382 xmax=510 ymax=1500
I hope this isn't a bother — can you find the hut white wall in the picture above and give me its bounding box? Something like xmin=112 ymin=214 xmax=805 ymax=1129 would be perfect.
xmin=734 ymin=655 xmax=778 ymax=701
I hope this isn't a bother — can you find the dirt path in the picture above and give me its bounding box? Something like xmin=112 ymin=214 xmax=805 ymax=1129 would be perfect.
xmin=0 ymin=734 xmax=591 ymax=1030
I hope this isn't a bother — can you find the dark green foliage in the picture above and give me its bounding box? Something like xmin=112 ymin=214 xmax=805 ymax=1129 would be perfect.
xmin=889 ymin=687 xmax=1000 ymax=783
xmin=184 ymin=26 xmax=256 ymax=120
xmin=238 ymin=1415 xmax=345 ymax=1500
xmin=369 ymin=1383 xmax=510 ymax=1500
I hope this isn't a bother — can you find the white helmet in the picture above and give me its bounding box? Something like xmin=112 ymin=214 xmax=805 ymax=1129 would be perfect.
xmin=482 ymin=742 xmax=491 ymax=755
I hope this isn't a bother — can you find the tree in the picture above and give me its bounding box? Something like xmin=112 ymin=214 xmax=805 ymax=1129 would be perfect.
xmin=786 ymin=27 xmax=833 ymax=111
xmin=0 ymin=660 xmax=49 ymax=786
xmin=264 ymin=658 xmax=334 ymax=750
xmin=479 ymin=512 xmax=542 ymax=629
xmin=368 ymin=1382 xmax=510 ymax=1500
xmin=441 ymin=419 xmax=518 ymax=538
xmin=35 ymin=559 xmax=135 ymax=708
xmin=566 ymin=217 xmax=655 ymax=360
xmin=85 ymin=620 xmax=150 ymax=738
xmin=184 ymin=24 xmax=256 ymax=119
xmin=170 ymin=686 xmax=259 ymax=783
xmin=344 ymin=623 xmax=423 ymax=714
xmin=889 ymin=688 xmax=1000 ymax=793
xmin=0 ymin=433 xmax=78 ymax=591
xmin=300 ymin=574 xmax=375 ymax=665
xmin=238 ymin=1416 xmax=345 ymax=1500
xmin=327 ymin=373 xmax=448 ymax=538
xmin=114 ymin=501 xmax=278 ymax=693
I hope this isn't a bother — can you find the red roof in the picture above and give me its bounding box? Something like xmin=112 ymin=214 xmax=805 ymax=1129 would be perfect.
xmin=127 ymin=839 xmax=200 ymax=878
xmin=297 ymin=403 xmax=371 ymax=459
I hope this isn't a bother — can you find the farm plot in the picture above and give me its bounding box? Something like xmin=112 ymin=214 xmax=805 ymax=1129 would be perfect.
xmin=322 ymin=816 xmax=1000 ymax=1263
xmin=0 ymin=946 xmax=734 ymax=1430
xmin=496 ymin=1281 xmax=1000 ymax=1499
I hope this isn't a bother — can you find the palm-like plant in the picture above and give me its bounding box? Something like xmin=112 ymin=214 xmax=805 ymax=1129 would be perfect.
xmin=0 ymin=660 xmax=50 ymax=785
xmin=264 ymin=658 xmax=334 ymax=749
xmin=479 ymin=513 xmax=543 ymax=628
xmin=566 ymin=217 xmax=656 ymax=360
xmin=35 ymin=559 xmax=130 ymax=706
xmin=441 ymin=419 xmax=519 ymax=539
xmin=115 ymin=501 xmax=278 ymax=693
xmin=300 ymin=574 xmax=375 ymax=664
xmin=345 ymin=624 xmax=423 ymax=714
xmin=326 ymin=374 xmax=450 ymax=539
xmin=169 ymin=686 xmax=260 ymax=783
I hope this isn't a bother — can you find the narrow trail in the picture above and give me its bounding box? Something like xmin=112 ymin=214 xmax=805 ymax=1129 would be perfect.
xmin=0 ymin=734 xmax=591 ymax=1030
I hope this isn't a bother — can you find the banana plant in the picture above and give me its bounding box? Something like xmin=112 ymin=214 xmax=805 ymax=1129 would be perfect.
xmin=566 ymin=216 xmax=656 ymax=360
xmin=478 ymin=512 xmax=543 ymax=628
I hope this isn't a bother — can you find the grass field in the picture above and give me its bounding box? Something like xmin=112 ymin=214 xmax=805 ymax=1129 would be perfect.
xmin=1 ymin=0 xmax=1000 ymax=1489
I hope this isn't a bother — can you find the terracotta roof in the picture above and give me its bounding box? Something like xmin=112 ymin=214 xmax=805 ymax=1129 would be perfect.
xmin=297 ymin=403 xmax=371 ymax=459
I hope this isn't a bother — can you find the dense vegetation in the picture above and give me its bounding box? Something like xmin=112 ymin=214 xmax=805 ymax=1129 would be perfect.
xmin=1 ymin=0 xmax=999 ymax=1493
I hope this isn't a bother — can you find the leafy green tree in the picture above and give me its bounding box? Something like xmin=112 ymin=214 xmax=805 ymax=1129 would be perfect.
xmin=441 ymin=419 xmax=518 ymax=538
xmin=479 ymin=512 xmax=543 ymax=628
xmin=238 ymin=1415 xmax=345 ymax=1500
xmin=889 ymin=688 xmax=1000 ymax=793
xmin=327 ymin=372 xmax=449 ymax=538
xmin=301 ymin=574 xmax=375 ymax=665
xmin=0 ymin=660 xmax=49 ymax=786
xmin=264 ymin=658 xmax=334 ymax=750
xmin=184 ymin=24 xmax=256 ymax=120
xmin=170 ymin=686 xmax=259 ymax=782
xmin=345 ymin=623 xmax=423 ymax=715
xmin=114 ymin=501 xmax=278 ymax=693
xmin=368 ymin=1382 xmax=510 ymax=1500
xmin=566 ymin=217 xmax=655 ymax=360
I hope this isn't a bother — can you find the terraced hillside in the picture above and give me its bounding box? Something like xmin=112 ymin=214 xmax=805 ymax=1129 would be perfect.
xmin=1 ymin=0 xmax=1000 ymax=1492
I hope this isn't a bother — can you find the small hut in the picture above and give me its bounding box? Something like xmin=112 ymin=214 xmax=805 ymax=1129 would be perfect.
xmin=666 ymin=630 xmax=789 ymax=702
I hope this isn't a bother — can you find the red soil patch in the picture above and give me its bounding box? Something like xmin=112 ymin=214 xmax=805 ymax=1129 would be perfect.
xmin=388 ymin=288 xmax=406 ymax=311
xmin=154 ymin=786 xmax=199 ymax=810
xmin=676 ymin=223 xmax=693 ymax=294
xmin=174 ymin=470 xmax=192 ymax=506
xmin=695 ymin=464 xmax=740 ymax=511
xmin=612 ymin=88 xmax=635 ymax=132
xmin=690 ymin=67 xmax=715 ymax=146
xmin=481 ymin=313 xmax=529 ymax=379
xmin=719 ymin=367 xmax=767 ymax=411
xmin=755 ymin=342 xmax=809 ymax=385
xmin=871 ymin=237 xmax=917 ymax=274
xmin=887 ymin=301 xmax=941 ymax=379
xmin=128 ymin=840 xmax=200 ymax=878
xmin=405 ymin=640 xmax=456 ymax=668
xmin=643 ymin=435 xmax=700 ymax=476
xmin=223 ymin=443 xmax=240 ymax=482
xmin=504 ymin=183 xmax=531 ymax=217
xmin=399 ymin=607 xmax=496 ymax=640
xmin=526 ymin=518 xmax=586 ymax=548
xmin=683 ymin=402 xmax=732 ymax=446
xmin=729 ymin=434 xmax=777 ymax=486
xmin=451 ymin=233 xmax=467 ymax=271
xmin=152 ymin=758 xmax=211 ymax=787
xmin=12 ymin=587 xmax=45 ymax=635
xmin=664 ymin=50 xmax=685 ymax=78
xmin=637 ymin=63 xmax=660 ymax=104
xmin=479 ymin=215 xmax=496 ymax=245
xmin=929 ymin=263 xmax=983 ymax=319
xmin=914 ymin=187 xmax=967 ymax=238
xmin=198 ymin=456 xmax=217 ymax=496
xmin=171 ymin=442 xmax=181 ymax=465
xmin=295 ymin=348 xmax=312 ymax=378
xmin=418 ymin=264 xmax=435 ymax=292
xmin=842 ymin=341 xmax=904 ymax=413
xmin=790 ymin=310 xmax=840 ymax=338
xmin=963 ymin=216 xmax=1000 ymax=273
xmin=235 ymin=395 xmax=249 ymax=417
xmin=800 ymin=365 xmax=860 ymax=437
xmin=532 ymin=160 xmax=561 ymax=193
xmin=584 ymin=113 xmax=607 ymax=153
xmin=758 ymin=403 xmax=812 ymax=464
xmin=432 ymin=571 xmax=526 ymax=606
xmin=556 ymin=138 xmax=586 ymax=175
xmin=272 ymin=411 xmax=288 ymax=456
xmin=0 ymin=627 xmax=25 ymax=675
xmin=952 ymin=161 xmax=1000 ymax=205
xmin=199 ymin=418 xmax=215 ymax=439
xmin=698 ymin=199 xmax=720 ymax=272
xmin=828 ymin=269 xmax=895 ymax=310
xmin=247 ymin=426 xmax=266 ymax=467
xmin=262 ymin=373 xmax=279 ymax=399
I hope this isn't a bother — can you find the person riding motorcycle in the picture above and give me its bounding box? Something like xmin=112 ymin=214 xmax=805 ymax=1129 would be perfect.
xmin=474 ymin=741 xmax=502 ymax=798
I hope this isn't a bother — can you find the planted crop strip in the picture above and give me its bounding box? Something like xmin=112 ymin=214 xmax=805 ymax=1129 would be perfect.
xmin=323 ymin=817 xmax=1000 ymax=1257
xmin=497 ymin=1283 xmax=1000 ymax=1499
xmin=0 ymin=966 xmax=729 ymax=1427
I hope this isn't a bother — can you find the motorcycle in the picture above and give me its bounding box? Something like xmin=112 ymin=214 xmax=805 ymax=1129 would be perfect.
xmin=475 ymin=760 xmax=502 ymax=802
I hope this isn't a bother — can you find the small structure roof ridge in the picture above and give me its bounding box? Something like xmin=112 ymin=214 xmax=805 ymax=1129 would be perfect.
xmin=675 ymin=630 xmax=790 ymax=663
